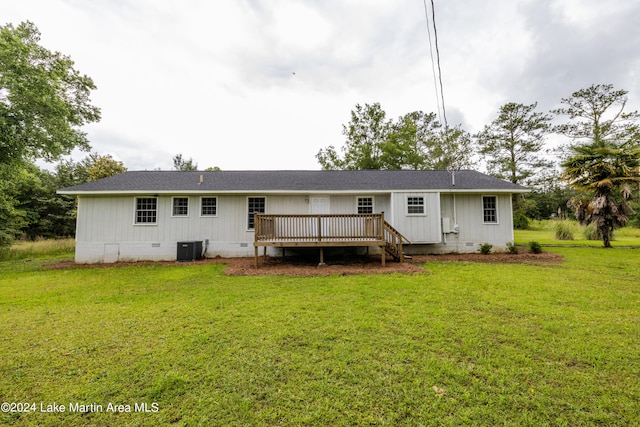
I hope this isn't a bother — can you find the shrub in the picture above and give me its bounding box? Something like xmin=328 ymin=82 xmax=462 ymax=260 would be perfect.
xmin=528 ymin=241 xmax=543 ymax=254
xmin=479 ymin=243 xmax=493 ymax=255
xmin=513 ymin=212 xmax=530 ymax=230
xmin=584 ymin=222 xmax=603 ymax=240
xmin=554 ymin=220 xmax=575 ymax=240
xmin=627 ymin=216 xmax=640 ymax=228
xmin=506 ymin=242 xmax=519 ymax=254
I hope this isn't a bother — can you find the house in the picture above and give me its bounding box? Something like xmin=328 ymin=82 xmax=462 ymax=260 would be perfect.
xmin=57 ymin=170 xmax=529 ymax=264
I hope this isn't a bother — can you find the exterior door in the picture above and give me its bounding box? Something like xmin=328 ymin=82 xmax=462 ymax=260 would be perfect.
xmin=310 ymin=197 xmax=330 ymax=239
xmin=310 ymin=197 xmax=329 ymax=214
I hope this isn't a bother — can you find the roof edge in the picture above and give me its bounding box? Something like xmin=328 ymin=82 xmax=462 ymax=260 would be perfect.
xmin=58 ymin=188 xmax=530 ymax=196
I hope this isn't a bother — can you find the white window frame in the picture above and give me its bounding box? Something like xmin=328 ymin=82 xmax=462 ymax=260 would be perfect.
xmin=357 ymin=196 xmax=374 ymax=214
xmin=200 ymin=196 xmax=218 ymax=217
xmin=247 ymin=196 xmax=266 ymax=230
xmin=406 ymin=196 xmax=426 ymax=216
xmin=482 ymin=195 xmax=499 ymax=224
xmin=171 ymin=197 xmax=189 ymax=217
xmin=134 ymin=197 xmax=158 ymax=225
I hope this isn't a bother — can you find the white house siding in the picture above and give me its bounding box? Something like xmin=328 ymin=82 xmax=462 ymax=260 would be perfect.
xmin=390 ymin=192 xmax=441 ymax=243
xmin=420 ymin=193 xmax=515 ymax=254
xmin=75 ymin=196 xmax=199 ymax=262
xmin=325 ymin=194 xmax=391 ymax=215
xmin=73 ymin=192 xmax=515 ymax=262
xmin=74 ymin=193 xmax=393 ymax=263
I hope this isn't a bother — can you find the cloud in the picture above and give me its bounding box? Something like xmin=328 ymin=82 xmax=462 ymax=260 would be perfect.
xmin=514 ymin=0 xmax=640 ymax=110
xmin=3 ymin=0 xmax=639 ymax=171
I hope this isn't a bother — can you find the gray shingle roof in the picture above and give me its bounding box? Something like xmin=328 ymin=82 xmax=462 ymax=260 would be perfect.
xmin=58 ymin=170 xmax=529 ymax=194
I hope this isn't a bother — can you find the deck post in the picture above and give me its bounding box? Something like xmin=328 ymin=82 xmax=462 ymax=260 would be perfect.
xmin=380 ymin=211 xmax=386 ymax=266
xmin=254 ymin=245 xmax=258 ymax=269
xmin=319 ymin=247 xmax=325 ymax=265
xmin=254 ymin=214 xmax=259 ymax=268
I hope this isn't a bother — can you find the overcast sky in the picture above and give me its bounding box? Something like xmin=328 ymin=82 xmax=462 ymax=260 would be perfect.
xmin=4 ymin=0 xmax=639 ymax=171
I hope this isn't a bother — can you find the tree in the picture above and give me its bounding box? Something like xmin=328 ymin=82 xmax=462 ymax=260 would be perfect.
xmin=562 ymin=141 xmax=640 ymax=247
xmin=553 ymin=84 xmax=640 ymax=151
xmin=317 ymin=103 xmax=475 ymax=170
xmin=382 ymin=111 xmax=475 ymax=170
xmin=317 ymin=103 xmax=390 ymax=170
xmin=476 ymin=102 xmax=553 ymax=185
xmin=557 ymin=84 xmax=640 ymax=247
xmin=173 ymin=153 xmax=198 ymax=171
xmin=431 ymin=125 xmax=476 ymax=170
xmin=380 ymin=111 xmax=439 ymax=170
xmin=0 ymin=166 xmax=26 ymax=247
xmin=10 ymin=164 xmax=75 ymax=239
xmin=0 ymin=21 xmax=100 ymax=248
xmin=4 ymin=153 xmax=126 ymax=241
xmin=522 ymin=169 xmax=577 ymax=220
xmin=0 ymin=21 xmax=100 ymax=166
xmin=82 ymin=153 xmax=127 ymax=181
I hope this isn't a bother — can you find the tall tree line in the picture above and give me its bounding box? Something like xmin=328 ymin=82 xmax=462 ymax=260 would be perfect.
xmin=2 ymin=155 xmax=126 ymax=243
xmin=1 ymin=21 xmax=101 ymax=247
xmin=2 ymin=21 xmax=638 ymax=248
xmin=317 ymin=84 xmax=640 ymax=244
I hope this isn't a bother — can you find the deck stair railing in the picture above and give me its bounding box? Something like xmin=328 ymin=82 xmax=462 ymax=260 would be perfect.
xmin=383 ymin=221 xmax=412 ymax=261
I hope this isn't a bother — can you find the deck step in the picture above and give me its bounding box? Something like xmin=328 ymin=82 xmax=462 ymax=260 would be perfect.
xmin=383 ymin=221 xmax=411 ymax=262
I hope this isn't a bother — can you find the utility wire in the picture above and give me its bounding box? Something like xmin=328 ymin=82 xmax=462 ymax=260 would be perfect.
xmin=429 ymin=0 xmax=448 ymax=128
xmin=422 ymin=0 xmax=442 ymax=126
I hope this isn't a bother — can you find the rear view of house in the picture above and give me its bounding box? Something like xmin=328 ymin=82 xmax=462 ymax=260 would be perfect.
xmin=57 ymin=170 xmax=528 ymax=263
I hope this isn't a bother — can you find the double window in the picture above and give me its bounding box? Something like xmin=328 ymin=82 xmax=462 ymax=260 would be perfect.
xmin=357 ymin=197 xmax=373 ymax=214
xmin=135 ymin=197 xmax=157 ymax=224
xmin=172 ymin=197 xmax=189 ymax=216
xmin=407 ymin=196 xmax=425 ymax=215
xmin=247 ymin=197 xmax=265 ymax=229
xmin=201 ymin=197 xmax=217 ymax=216
xmin=482 ymin=196 xmax=498 ymax=223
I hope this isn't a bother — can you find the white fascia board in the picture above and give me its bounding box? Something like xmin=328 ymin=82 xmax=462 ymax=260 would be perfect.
xmin=58 ymin=188 xmax=529 ymax=196
xmin=440 ymin=188 xmax=530 ymax=194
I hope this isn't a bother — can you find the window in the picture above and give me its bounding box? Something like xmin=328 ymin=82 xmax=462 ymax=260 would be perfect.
xmin=247 ymin=197 xmax=265 ymax=229
xmin=135 ymin=197 xmax=157 ymax=224
xmin=357 ymin=197 xmax=373 ymax=214
xmin=482 ymin=196 xmax=498 ymax=223
xmin=407 ymin=196 xmax=425 ymax=215
xmin=172 ymin=197 xmax=189 ymax=216
xmin=201 ymin=197 xmax=217 ymax=216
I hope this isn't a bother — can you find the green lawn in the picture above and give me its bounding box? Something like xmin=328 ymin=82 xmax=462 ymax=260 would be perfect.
xmin=1 ymin=245 xmax=639 ymax=426
xmin=514 ymin=221 xmax=640 ymax=247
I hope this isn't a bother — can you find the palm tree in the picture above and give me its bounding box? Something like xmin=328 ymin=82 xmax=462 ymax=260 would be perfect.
xmin=562 ymin=140 xmax=640 ymax=247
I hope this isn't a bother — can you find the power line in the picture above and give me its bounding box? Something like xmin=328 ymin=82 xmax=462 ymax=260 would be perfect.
xmin=430 ymin=0 xmax=448 ymax=128
xmin=423 ymin=0 xmax=448 ymax=129
xmin=422 ymin=0 xmax=442 ymax=125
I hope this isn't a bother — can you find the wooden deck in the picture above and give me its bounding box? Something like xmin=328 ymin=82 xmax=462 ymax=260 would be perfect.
xmin=253 ymin=213 xmax=409 ymax=267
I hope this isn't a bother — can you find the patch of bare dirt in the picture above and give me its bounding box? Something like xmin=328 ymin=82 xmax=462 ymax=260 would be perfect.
xmin=221 ymin=255 xmax=428 ymax=276
xmin=45 ymin=250 xmax=562 ymax=277
xmin=415 ymin=250 xmax=563 ymax=265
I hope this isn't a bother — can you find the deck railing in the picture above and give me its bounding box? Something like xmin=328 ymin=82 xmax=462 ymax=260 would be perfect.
xmin=254 ymin=213 xmax=385 ymax=243
xmin=253 ymin=213 xmax=410 ymax=267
